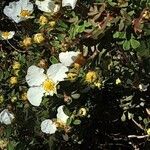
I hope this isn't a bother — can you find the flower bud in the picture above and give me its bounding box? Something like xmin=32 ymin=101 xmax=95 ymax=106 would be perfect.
xmin=12 ymin=61 xmax=21 ymax=70
xmin=21 ymin=92 xmax=28 ymax=101
xmin=11 ymin=96 xmax=17 ymax=103
xmin=33 ymin=33 xmax=45 ymax=43
xmin=0 ymin=95 xmax=4 ymax=104
xmin=147 ymin=128 xmax=150 ymax=135
xmin=0 ymin=139 xmax=8 ymax=149
xmin=9 ymin=76 xmax=18 ymax=85
xmin=49 ymin=21 xmax=56 ymax=27
xmin=78 ymin=108 xmax=87 ymax=117
xmin=39 ymin=15 xmax=48 ymax=26
xmin=85 ymin=71 xmax=97 ymax=84
xmin=116 ymin=78 xmax=121 ymax=85
xmin=22 ymin=37 xmax=32 ymax=47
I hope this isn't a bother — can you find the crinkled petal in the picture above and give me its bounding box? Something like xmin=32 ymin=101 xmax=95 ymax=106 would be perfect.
xmin=47 ymin=63 xmax=68 ymax=83
xmin=59 ymin=51 xmax=80 ymax=67
xmin=21 ymin=0 xmax=34 ymax=12
xmin=3 ymin=2 xmax=21 ymax=23
xmin=26 ymin=65 xmax=46 ymax=86
xmin=0 ymin=109 xmax=14 ymax=125
xmin=24 ymin=4 xmax=34 ymax=13
xmin=35 ymin=0 xmax=55 ymax=13
xmin=139 ymin=83 xmax=149 ymax=92
xmin=57 ymin=105 xmax=69 ymax=124
xmin=41 ymin=119 xmax=57 ymax=134
xmin=27 ymin=87 xmax=45 ymax=106
xmin=62 ymin=0 xmax=77 ymax=9
xmin=1 ymin=31 xmax=15 ymax=40
xmin=3 ymin=0 xmax=33 ymax=23
xmin=8 ymin=31 xmax=15 ymax=39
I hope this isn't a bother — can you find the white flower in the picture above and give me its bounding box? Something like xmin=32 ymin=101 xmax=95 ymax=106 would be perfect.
xmin=139 ymin=83 xmax=149 ymax=92
xmin=0 ymin=109 xmax=14 ymax=125
xmin=35 ymin=0 xmax=60 ymax=13
xmin=62 ymin=0 xmax=77 ymax=9
xmin=57 ymin=105 xmax=69 ymax=124
xmin=1 ymin=31 xmax=15 ymax=40
xmin=59 ymin=51 xmax=80 ymax=67
xmin=41 ymin=119 xmax=57 ymax=134
xmin=26 ymin=63 xmax=68 ymax=106
xmin=3 ymin=0 xmax=34 ymax=23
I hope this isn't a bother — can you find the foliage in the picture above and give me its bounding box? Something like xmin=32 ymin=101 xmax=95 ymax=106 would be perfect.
xmin=0 ymin=0 xmax=150 ymax=149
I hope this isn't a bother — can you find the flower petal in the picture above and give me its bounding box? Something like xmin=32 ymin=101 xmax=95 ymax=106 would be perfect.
xmin=0 ymin=109 xmax=14 ymax=125
xmin=139 ymin=83 xmax=149 ymax=92
xmin=47 ymin=63 xmax=68 ymax=83
xmin=41 ymin=119 xmax=57 ymax=134
xmin=57 ymin=105 xmax=69 ymax=124
xmin=1 ymin=31 xmax=15 ymax=40
xmin=26 ymin=65 xmax=46 ymax=86
xmin=8 ymin=31 xmax=15 ymax=39
xmin=3 ymin=2 xmax=21 ymax=23
xmin=62 ymin=0 xmax=77 ymax=9
xmin=59 ymin=51 xmax=80 ymax=67
xmin=23 ymin=2 xmax=34 ymax=13
xmin=27 ymin=87 xmax=44 ymax=106
xmin=35 ymin=0 xmax=55 ymax=13
xmin=3 ymin=0 xmax=33 ymax=23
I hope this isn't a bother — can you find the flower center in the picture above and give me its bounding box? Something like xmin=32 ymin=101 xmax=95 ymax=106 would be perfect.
xmin=20 ymin=10 xmax=31 ymax=18
xmin=85 ymin=71 xmax=97 ymax=83
xmin=2 ymin=32 xmax=10 ymax=39
xmin=42 ymin=79 xmax=55 ymax=92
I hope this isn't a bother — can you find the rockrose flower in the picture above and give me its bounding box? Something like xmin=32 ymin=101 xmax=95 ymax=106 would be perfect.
xmin=56 ymin=105 xmax=69 ymax=124
xmin=41 ymin=119 xmax=57 ymax=134
xmin=59 ymin=51 xmax=80 ymax=67
xmin=40 ymin=105 xmax=69 ymax=134
xmin=1 ymin=31 xmax=15 ymax=40
xmin=26 ymin=64 xmax=68 ymax=106
xmin=62 ymin=0 xmax=77 ymax=9
xmin=3 ymin=0 xmax=34 ymax=23
xmin=35 ymin=0 xmax=60 ymax=13
xmin=0 ymin=109 xmax=14 ymax=125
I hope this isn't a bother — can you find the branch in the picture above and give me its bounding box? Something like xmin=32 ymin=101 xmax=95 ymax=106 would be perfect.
xmin=128 ymin=135 xmax=149 ymax=139
xmin=132 ymin=118 xmax=144 ymax=130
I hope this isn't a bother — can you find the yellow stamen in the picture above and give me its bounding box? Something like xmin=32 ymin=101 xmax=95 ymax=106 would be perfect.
xmin=1 ymin=32 xmax=10 ymax=39
xmin=20 ymin=10 xmax=31 ymax=17
xmin=43 ymin=79 xmax=55 ymax=92
xmin=85 ymin=71 xmax=97 ymax=84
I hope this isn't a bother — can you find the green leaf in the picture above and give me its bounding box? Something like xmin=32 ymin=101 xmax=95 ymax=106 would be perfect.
xmin=0 ymin=71 xmax=3 ymax=81
xmin=113 ymin=32 xmax=126 ymax=39
xmin=123 ymin=40 xmax=130 ymax=50
xmin=119 ymin=20 xmax=124 ymax=31
xmin=7 ymin=142 xmax=15 ymax=150
xmin=73 ymin=119 xmax=81 ymax=125
xmin=66 ymin=118 xmax=72 ymax=125
xmin=77 ymin=25 xmax=85 ymax=33
xmin=84 ymin=21 xmax=91 ymax=27
xmin=121 ymin=113 xmax=126 ymax=122
xmin=62 ymin=134 xmax=69 ymax=141
xmin=108 ymin=0 xmax=117 ymax=6
xmin=124 ymin=95 xmax=133 ymax=101
xmin=128 ymin=112 xmax=133 ymax=120
xmin=59 ymin=20 xmax=68 ymax=29
xmin=50 ymin=56 xmax=59 ymax=64
xmin=130 ymin=39 xmax=140 ymax=49
xmin=71 ymin=93 xmax=80 ymax=99
xmin=63 ymin=106 xmax=71 ymax=116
